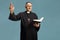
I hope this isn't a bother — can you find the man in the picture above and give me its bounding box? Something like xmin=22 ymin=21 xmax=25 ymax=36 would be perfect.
xmin=9 ymin=2 xmax=40 ymax=40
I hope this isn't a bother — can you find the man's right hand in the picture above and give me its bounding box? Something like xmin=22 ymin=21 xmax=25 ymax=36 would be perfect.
xmin=9 ymin=3 xmax=14 ymax=14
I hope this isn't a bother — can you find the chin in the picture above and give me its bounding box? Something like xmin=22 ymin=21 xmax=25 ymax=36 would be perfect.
xmin=29 ymin=10 xmax=32 ymax=12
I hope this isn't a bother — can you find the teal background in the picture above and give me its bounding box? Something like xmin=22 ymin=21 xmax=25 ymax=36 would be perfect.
xmin=0 ymin=0 xmax=60 ymax=40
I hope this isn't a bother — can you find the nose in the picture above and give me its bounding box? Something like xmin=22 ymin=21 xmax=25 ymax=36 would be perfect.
xmin=29 ymin=7 xmax=30 ymax=9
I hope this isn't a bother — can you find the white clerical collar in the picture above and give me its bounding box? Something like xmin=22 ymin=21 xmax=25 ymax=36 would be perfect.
xmin=27 ymin=11 xmax=30 ymax=14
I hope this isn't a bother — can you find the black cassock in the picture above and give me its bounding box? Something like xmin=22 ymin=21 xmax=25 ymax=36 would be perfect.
xmin=9 ymin=11 xmax=40 ymax=40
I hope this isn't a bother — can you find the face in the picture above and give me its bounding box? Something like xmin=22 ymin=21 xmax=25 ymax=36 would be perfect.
xmin=25 ymin=3 xmax=32 ymax=12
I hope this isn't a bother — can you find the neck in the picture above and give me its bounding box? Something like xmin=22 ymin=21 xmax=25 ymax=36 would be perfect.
xmin=27 ymin=11 xmax=30 ymax=13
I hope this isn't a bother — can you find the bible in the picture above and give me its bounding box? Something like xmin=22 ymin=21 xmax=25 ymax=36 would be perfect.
xmin=33 ymin=17 xmax=44 ymax=23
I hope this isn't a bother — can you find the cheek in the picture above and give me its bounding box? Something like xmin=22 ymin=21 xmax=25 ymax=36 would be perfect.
xmin=30 ymin=7 xmax=32 ymax=9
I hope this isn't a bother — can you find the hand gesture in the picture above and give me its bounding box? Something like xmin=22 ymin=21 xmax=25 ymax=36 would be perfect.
xmin=9 ymin=2 xmax=14 ymax=13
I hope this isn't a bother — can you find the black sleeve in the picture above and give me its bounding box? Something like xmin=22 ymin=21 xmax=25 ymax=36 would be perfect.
xmin=8 ymin=12 xmax=21 ymax=21
xmin=33 ymin=13 xmax=40 ymax=32
xmin=35 ymin=23 xmax=40 ymax=32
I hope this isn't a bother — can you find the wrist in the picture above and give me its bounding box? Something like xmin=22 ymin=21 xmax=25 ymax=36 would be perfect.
xmin=10 ymin=11 xmax=14 ymax=14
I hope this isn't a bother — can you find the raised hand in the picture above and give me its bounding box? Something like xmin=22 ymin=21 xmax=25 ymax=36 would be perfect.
xmin=9 ymin=2 xmax=14 ymax=14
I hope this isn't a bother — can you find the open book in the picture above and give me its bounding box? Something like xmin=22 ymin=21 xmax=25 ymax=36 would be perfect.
xmin=33 ymin=17 xmax=44 ymax=23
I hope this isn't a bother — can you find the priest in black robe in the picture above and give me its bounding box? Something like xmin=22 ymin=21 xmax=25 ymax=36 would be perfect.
xmin=9 ymin=2 xmax=40 ymax=40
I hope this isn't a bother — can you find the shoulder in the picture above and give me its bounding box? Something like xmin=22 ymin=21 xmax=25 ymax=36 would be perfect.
xmin=31 ymin=11 xmax=37 ymax=16
xmin=31 ymin=11 xmax=38 ymax=19
xmin=18 ymin=11 xmax=25 ymax=15
xmin=19 ymin=11 xmax=25 ymax=14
